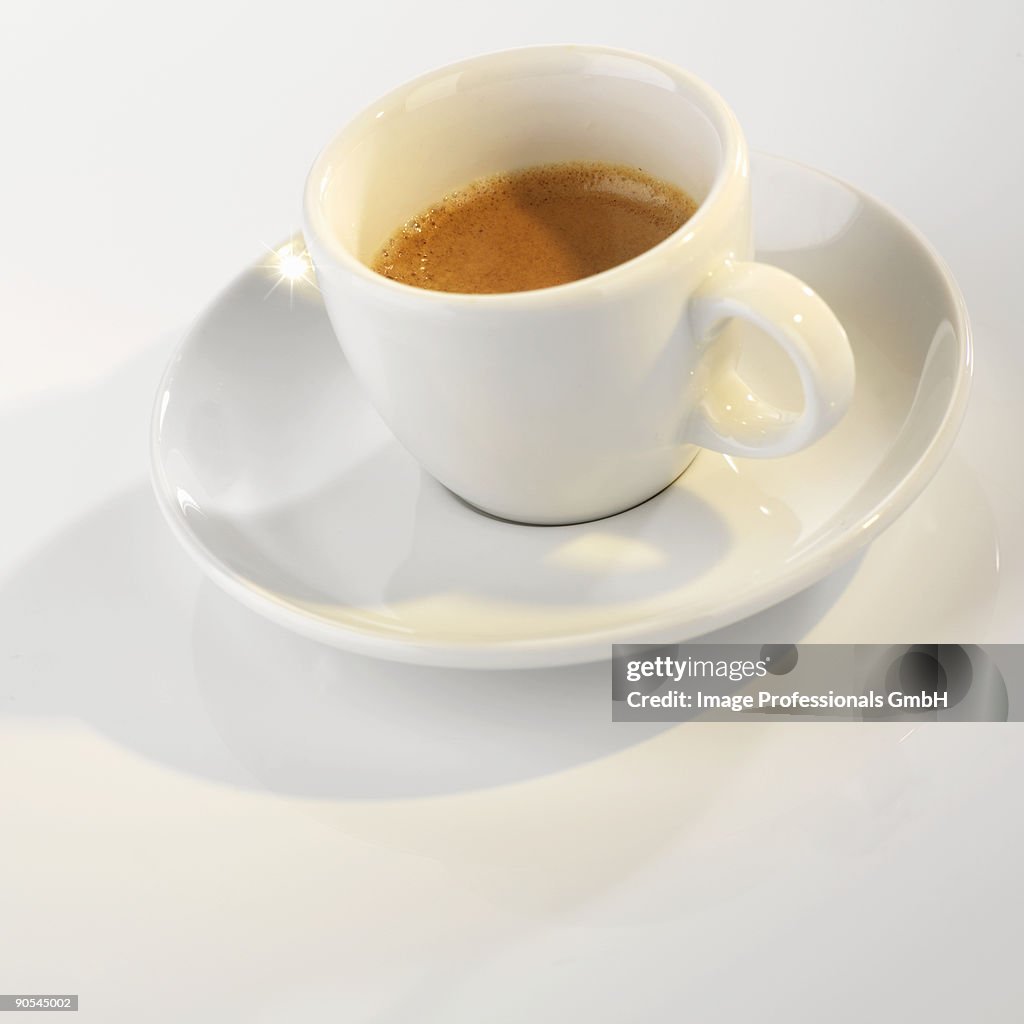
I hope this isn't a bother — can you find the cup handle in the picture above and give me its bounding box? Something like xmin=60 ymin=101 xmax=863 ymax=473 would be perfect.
xmin=686 ymin=261 xmax=855 ymax=456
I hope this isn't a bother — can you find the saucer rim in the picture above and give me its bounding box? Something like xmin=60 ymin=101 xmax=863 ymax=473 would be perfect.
xmin=150 ymin=151 xmax=973 ymax=668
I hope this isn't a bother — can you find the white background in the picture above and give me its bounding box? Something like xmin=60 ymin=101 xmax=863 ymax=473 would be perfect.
xmin=1 ymin=1 xmax=1022 ymax=1020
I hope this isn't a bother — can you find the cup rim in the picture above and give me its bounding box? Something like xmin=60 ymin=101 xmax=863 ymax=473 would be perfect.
xmin=302 ymin=43 xmax=747 ymax=308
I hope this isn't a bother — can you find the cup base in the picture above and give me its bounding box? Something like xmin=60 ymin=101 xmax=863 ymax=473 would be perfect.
xmin=448 ymin=449 xmax=702 ymax=527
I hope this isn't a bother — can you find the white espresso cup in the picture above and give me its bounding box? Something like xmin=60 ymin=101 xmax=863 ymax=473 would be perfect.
xmin=303 ymin=45 xmax=855 ymax=525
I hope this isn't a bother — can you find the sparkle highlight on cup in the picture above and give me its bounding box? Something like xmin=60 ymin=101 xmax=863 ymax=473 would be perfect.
xmin=261 ymin=239 xmax=317 ymax=303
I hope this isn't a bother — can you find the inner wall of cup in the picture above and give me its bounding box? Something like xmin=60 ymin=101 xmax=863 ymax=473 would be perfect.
xmin=322 ymin=54 xmax=725 ymax=263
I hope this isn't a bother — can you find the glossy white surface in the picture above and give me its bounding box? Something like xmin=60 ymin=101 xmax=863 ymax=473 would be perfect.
xmin=154 ymin=154 xmax=969 ymax=667
xmin=304 ymin=47 xmax=854 ymax=523
xmin=2 ymin=2 xmax=1022 ymax=1021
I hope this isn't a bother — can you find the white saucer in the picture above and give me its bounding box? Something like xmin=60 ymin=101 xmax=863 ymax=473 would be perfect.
xmin=151 ymin=153 xmax=971 ymax=668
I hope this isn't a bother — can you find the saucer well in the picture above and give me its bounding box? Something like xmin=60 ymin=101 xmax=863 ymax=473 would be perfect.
xmin=151 ymin=153 xmax=971 ymax=668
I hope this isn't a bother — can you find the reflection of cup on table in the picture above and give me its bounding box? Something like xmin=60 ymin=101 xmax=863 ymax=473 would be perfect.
xmin=303 ymin=45 xmax=854 ymax=525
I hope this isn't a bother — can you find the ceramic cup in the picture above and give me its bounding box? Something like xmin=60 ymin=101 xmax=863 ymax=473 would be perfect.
xmin=303 ymin=45 xmax=855 ymax=525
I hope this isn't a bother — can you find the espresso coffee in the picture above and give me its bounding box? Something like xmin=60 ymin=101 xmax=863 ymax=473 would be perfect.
xmin=370 ymin=162 xmax=697 ymax=294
